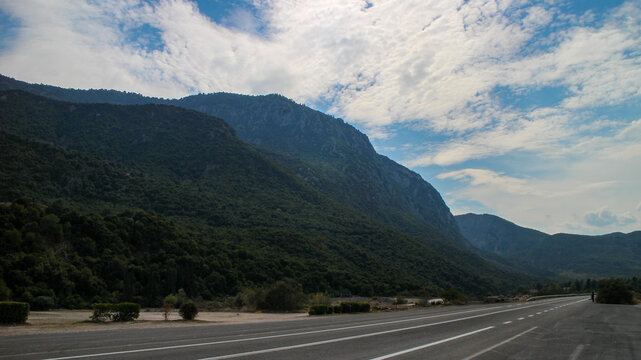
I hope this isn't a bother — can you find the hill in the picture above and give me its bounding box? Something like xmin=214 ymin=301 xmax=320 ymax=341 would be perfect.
xmin=0 ymin=90 xmax=530 ymax=307
xmin=456 ymin=213 xmax=641 ymax=278
xmin=0 ymin=74 xmax=464 ymax=247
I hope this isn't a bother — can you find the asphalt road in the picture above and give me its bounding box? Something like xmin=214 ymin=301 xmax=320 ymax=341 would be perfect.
xmin=2 ymin=296 xmax=640 ymax=360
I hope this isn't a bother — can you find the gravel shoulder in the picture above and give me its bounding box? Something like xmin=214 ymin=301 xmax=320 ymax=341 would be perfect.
xmin=0 ymin=310 xmax=308 ymax=336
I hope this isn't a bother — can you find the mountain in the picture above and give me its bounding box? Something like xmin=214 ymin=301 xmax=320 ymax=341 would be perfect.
xmin=0 ymin=74 xmax=463 ymax=247
xmin=456 ymin=214 xmax=549 ymax=256
xmin=456 ymin=213 xmax=641 ymax=278
xmin=0 ymin=90 xmax=531 ymax=307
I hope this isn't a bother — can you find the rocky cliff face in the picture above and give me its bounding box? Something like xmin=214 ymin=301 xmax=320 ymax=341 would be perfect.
xmin=173 ymin=93 xmax=463 ymax=244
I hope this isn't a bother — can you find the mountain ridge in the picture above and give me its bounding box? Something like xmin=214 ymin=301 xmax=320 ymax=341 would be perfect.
xmin=0 ymin=74 xmax=464 ymax=246
xmin=0 ymin=90 xmax=533 ymax=306
xmin=456 ymin=213 xmax=641 ymax=278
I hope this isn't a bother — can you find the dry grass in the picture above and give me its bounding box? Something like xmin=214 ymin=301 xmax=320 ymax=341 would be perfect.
xmin=1 ymin=310 xmax=308 ymax=336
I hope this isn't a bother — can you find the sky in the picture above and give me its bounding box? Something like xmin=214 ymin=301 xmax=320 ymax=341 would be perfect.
xmin=0 ymin=0 xmax=639 ymax=235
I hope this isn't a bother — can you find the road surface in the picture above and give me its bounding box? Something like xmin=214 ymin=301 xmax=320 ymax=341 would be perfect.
xmin=1 ymin=296 xmax=640 ymax=359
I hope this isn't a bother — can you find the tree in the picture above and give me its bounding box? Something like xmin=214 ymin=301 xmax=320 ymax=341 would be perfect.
xmin=257 ymin=279 xmax=305 ymax=312
xmin=179 ymin=302 xmax=198 ymax=320
xmin=597 ymin=279 xmax=634 ymax=305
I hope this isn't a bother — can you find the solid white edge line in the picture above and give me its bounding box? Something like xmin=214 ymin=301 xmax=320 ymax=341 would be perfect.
xmin=369 ymin=326 xmax=495 ymax=360
xmin=460 ymin=326 xmax=538 ymax=360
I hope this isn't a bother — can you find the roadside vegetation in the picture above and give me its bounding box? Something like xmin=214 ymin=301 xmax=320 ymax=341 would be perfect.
xmin=596 ymin=279 xmax=637 ymax=305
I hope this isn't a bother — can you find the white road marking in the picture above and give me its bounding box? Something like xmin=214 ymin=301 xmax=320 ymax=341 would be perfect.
xmin=569 ymin=344 xmax=585 ymax=360
xmin=528 ymin=315 xmax=534 ymax=317
xmin=536 ymin=312 xmax=541 ymax=315
xmin=518 ymin=317 xmax=525 ymax=320
xmin=460 ymin=326 xmax=538 ymax=360
xmin=502 ymin=321 xmax=512 ymax=324
xmin=40 ymin=307 xmax=505 ymax=360
xmin=369 ymin=327 xmax=495 ymax=360
xmin=43 ymin=298 xmax=587 ymax=360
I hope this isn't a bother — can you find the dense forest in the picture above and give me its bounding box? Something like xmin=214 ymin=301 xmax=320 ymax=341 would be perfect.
xmin=0 ymin=90 xmax=533 ymax=308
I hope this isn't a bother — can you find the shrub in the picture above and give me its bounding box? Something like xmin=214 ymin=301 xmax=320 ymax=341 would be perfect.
xmin=179 ymin=302 xmax=198 ymax=320
xmin=257 ymin=279 xmax=305 ymax=312
xmin=91 ymin=303 xmax=140 ymax=322
xmin=597 ymin=279 xmax=635 ymax=305
xmin=332 ymin=305 xmax=342 ymax=314
xmin=111 ymin=302 xmax=140 ymax=322
xmin=441 ymin=288 xmax=468 ymax=304
xmin=356 ymin=302 xmax=370 ymax=312
xmin=309 ymin=304 xmax=333 ymax=316
xmin=0 ymin=301 xmax=30 ymax=324
xmin=163 ymin=294 xmax=178 ymax=308
xmin=91 ymin=303 xmax=112 ymax=322
xmin=337 ymin=302 xmax=370 ymax=314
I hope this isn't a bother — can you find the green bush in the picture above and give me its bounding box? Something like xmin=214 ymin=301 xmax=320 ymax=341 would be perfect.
xmin=597 ymin=279 xmax=635 ymax=305
xmin=163 ymin=294 xmax=178 ymax=308
xmin=333 ymin=305 xmax=342 ymax=314
xmin=92 ymin=302 xmax=140 ymax=322
xmin=441 ymin=288 xmax=468 ymax=304
xmin=337 ymin=302 xmax=370 ymax=314
xmin=91 ymin=303 xmax=112 ymax=322
xmin=257 ymin=279 xmax=305 ymax=312
xmin=309 ymin=304 xmax=333 ymax=316
xmin=112 ymin=302 xmax=140 ymax=322
xmin=0 ymin=301 xmax=30 ymax=324
xmin=179 ymin=302 xmax=198 ymax=320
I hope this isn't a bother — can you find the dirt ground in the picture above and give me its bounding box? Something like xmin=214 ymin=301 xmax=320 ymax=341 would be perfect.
xmin=0 ymin=310 xmax=308 ymax=336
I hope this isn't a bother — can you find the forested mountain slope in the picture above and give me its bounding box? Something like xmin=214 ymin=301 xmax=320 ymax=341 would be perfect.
xmin=0 ymin=74 xmax=463 ymax=246
xmin=0 ymin=90 xmax=531 ymax=307
xmin=456 ymin=213 xmax=641 ymax=278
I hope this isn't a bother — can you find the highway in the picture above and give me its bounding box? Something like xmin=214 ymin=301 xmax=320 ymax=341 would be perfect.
xmin=1 ymin=296 xmax=640 ymax=359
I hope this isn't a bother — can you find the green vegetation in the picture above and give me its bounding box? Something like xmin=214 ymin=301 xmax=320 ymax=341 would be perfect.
xmin=457 ymin=214 xmax=641 ymax=279
xmin=90 ymin=303 xmax=140 ymax=322
xmin=309 ymin=302 xmax=370 ymax=316
xmin=441 ymin=288 xmax=468 ymax=304
xmin=256 ymin=279 xmax=306 ymax=312
xmin=0 ymin=90 xmax=533 ymax=309
xmin=308 ymin=304 xmax=333 ymax=315
xmin=0 ymin=301 xmax=29 ymax=324
xmin=597 ymin=279 xmax=635 ymax=305
xmin=179 ymin=302 xmax=198 ymax=320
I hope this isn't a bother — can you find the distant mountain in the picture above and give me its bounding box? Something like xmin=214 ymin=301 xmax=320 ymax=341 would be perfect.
xmin=456 ymin=214 xmax=549 ymax=256
xmin=456 ymin=213 xmax=641 ymax=278
xmin=0 ymin=74 xmax=464 ymax=247
xmin=0 ymin=90 xmax=531 ymax=307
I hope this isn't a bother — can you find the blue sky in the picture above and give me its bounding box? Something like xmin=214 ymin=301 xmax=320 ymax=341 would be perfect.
xmin=0 ymin=0 xmax=639 ymax=235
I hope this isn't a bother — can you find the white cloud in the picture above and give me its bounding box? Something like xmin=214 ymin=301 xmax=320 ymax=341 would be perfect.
xmin=0 ymin=0 xmax=639 ymax=235
xmin=438 ymin=120 xmax=641 ymax=234
xmin=585 ymin=208 xmax=636 ymax=228
xmin=1 ymin=0 xmax=639 ymax=128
